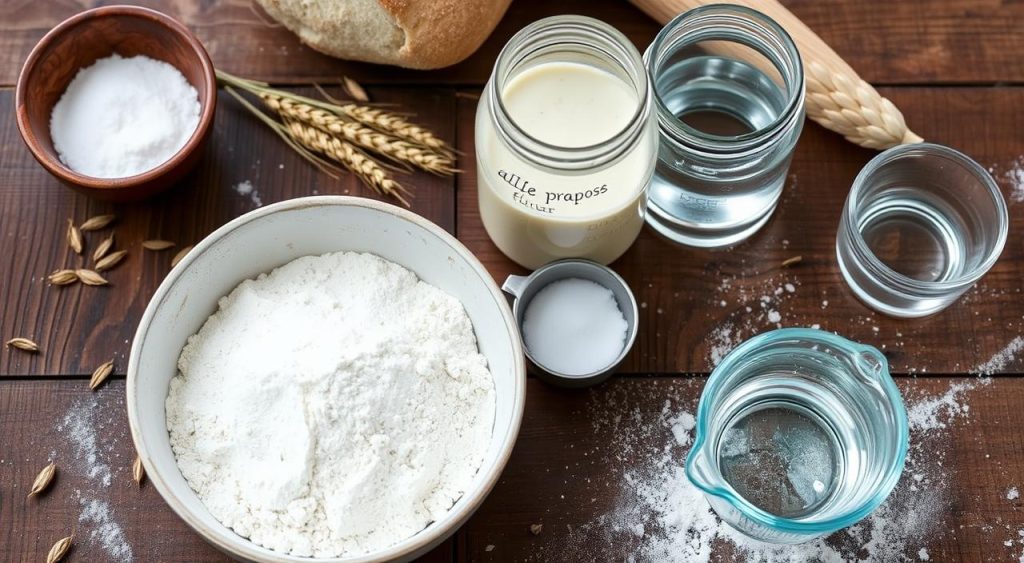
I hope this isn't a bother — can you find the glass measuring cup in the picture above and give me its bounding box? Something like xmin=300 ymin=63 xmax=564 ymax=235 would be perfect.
xmin=687 ymin=328 xmax=908 ymax=543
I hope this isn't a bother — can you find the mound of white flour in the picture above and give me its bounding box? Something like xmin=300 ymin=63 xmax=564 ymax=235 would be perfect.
xmin=166 ymin=252 xmax=495 ymax=557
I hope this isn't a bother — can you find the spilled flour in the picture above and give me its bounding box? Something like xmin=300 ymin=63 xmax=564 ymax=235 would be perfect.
xmin=79 ymin=497 xmax=133 ymax=560
xmin=57 ymin=395 xmax=115 ymax=487
xmin=233 ymin=179 xmax=262 ymax=207
xmin=991 ymin=156 xmax=1024 ymax=203
xmin=530 ymin=358 xmax=1020 ymax=561
xmin=56 ymin=394 xmax=134 ymax=561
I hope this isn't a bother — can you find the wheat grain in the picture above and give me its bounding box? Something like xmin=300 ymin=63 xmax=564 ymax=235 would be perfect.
xmin=132 ymin=455 xmax=145 ymax=486
xmin=6 ymin=337 xmax=39 ymax=352
xmin=92 ymin=234 xmax=114 ymax=262
xmin=75 ymin=269 xmax=108 ymax=286
xmin=142 ymin=240 xmax=175 ymax=250
xmin=89 ymin=360 xmax=114 ymax=390
xmin=46 ymin=535 xmax=73 ymax=563
xmin=342 ymin=76 xmax=369 ymax=102
xmin=170 ymin=245 xmax=193 ymax=268
xmin=95 ymin=250 xmax=127 ymax=272
xmin=80 ymin=214 xmax=115 ymax=231
xmin=47 ymin=270 xmax=78 ymax=286
xmin=65 ymin=219 xmax=82 ymax=255
xmin=28 ymin=462 xmax=57 ymax=496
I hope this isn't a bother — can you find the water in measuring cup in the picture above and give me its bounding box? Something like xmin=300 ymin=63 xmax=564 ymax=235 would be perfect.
xmin=648 ymin=53 xmax=790 ymax=246
xmin=857 ymin=187 xmax=969 ymax=282
xmin=717 ymin=403 xmax=844 ymax=518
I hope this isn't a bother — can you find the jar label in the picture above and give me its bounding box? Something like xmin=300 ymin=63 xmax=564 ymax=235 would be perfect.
xmin=498 ymin=169 xmax=612 ymax=216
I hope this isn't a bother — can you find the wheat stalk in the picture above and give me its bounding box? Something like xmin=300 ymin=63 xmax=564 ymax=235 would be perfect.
xmin=805 ymin=61 xmax=923 ymax=150
xmin=262 ymin=94 xmax=456 ymax=175
xmin=337 ymin=104 xmax=454 ymax=157
xmin=284 ymin=119 xmax=411 ymax=207
xmin=222 ymin=86 xmax=410 ymax=207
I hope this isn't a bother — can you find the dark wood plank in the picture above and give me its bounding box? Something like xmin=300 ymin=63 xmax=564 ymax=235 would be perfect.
xmin=457 ymin=87 xmax=1024 ymax=376
xmin=0 ymin=380 xmax=456 ymax=562
xmin=0 ymin=86 xmax=456 ymax=376
xmin=1 ymin=0 xmax=1022 ymax=87
xmin=464 ymin=376 xmax=1024 ymax=562
xmin=4 ymin=377 xmax=1021 ymax=560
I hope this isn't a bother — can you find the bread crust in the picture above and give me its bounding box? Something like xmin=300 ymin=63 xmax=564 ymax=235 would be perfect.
xmin=258 ymin=0 xmax=512 ymax=69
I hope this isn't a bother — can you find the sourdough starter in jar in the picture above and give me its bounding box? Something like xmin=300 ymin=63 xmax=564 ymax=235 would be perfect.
xmin=476 ymin=16 xmax=656 ymax=269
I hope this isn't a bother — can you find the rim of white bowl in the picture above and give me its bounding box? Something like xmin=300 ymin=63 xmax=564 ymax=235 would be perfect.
xmin=126 ymin=196 xmax=527 ymax=563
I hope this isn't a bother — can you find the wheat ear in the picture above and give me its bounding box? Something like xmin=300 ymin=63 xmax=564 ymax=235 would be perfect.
xmin=804 ymin=62 xmax=923 ymax=150
xmin=263 ymin=95 xmax=456 ymax=175
xmin=337 ymin=104 xmax=454 ymax=156
xmin=284 ymin=120 xmax=411 ymax=207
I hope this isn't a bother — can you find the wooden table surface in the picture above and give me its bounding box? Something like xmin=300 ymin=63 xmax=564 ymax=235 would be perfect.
xmin=2 ymin=0 xmax=1023 ymax=561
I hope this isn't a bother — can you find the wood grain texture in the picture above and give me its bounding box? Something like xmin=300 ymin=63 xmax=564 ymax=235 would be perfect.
xmin=0 ymin=380 xmax=457 ymax=562
xmin=0 ymin=86 xmax=456 ymax=376
xmin=1 ymin=0 xmax=1022 ymax=87
xmin=2 ymin=377 xmax=1022 ymax=561
xmin=457 ymin=87 xmax=1024 ymax=376
xmin=463 ymin=377 xmax=1024 ymax=562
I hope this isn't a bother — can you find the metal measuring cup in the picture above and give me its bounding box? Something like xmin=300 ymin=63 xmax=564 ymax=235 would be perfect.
xmin=502 ymin=259 xmax=639 ymax=387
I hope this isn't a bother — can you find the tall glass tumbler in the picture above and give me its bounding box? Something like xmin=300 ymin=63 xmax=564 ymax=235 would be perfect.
xmin=836 ymin=143 xmax=1008 ymax=317
xmin=643 ymin=5 xmax=805 ymax=248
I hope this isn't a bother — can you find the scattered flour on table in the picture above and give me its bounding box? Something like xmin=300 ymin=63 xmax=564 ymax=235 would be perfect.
xmin=79 ymin=497 xmax=133 ymax=561
xmin=166 ymin=251 xmax=495 ymax=558
xmin=531 ymin=373 xmax=1011 ymax=562
xmin=56 ymin=394 xmax=134 ymax=560
xmin=1009 ymin=487 xmax=1020 ymax=501
xmin=975 ymin=336 xmax=1024 ymax=375
xmin=57 ymin=395 xmax=114 ymax=487
xmin=992 ymin=157 xmax=1024 ymax=203
xmin=705 ymin=273 xmax=804 ymax=368
xmin=233 ymin=179 xmax=263 ymax=207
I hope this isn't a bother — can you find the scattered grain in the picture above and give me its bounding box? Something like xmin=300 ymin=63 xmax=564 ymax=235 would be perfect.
xmin=75 ymin=269 xmax=108 ymax=286
xmin=89 ymin=360 xmax=114 ymax=390
xmin=66 ymin=219 xmax=83 ymax=255
xmin=28 ymin=462 xmax=57 ymax=496
xmin=6 ymin=337 xmax=39 ymax=352
xmin=80 ymin=214 xmax=115 ymax=231
xmin=95 ymin=250 xmax=128 ymax=272
xmin=92 ymin=234 xmax=114 ymax=262
xmin=46 ymin=535 xmax=73 ymax=563
xmin=342 ymin=76 xmax=369 ymax=102
xmin=142 ymin=240 xmax=175 ymax=250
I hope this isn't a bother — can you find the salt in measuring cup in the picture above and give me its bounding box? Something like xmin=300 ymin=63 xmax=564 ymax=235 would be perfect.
xmin=502 ymin=259 xmax=638 ymax=387
xmin=686 ymin=328 xmax=908 ymax=544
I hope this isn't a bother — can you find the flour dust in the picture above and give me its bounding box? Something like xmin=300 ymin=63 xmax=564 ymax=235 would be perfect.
xmin=56 ymin=393 xmax=134 ymax=561
xmin=530 ymin=369 xmax=1020 ymax=562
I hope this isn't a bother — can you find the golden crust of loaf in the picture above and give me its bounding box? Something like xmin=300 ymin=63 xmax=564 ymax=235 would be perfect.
xmin=257 ymin=0 xmax=512 ymax=69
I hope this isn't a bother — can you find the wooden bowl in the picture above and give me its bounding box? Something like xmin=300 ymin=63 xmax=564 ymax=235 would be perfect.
xmin=15 ymin=5 xmax=216 ymax=201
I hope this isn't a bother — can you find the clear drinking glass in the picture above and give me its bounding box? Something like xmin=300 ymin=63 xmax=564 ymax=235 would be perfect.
xmin=836 ymin=143 xmax=1009 ymax=317
xmin=643 ymin=5 xmax=805 ymax=248
xmin=687 ymin=328 xmax=908 ymax=544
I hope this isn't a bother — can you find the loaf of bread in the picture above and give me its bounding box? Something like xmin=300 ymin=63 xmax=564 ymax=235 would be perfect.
xmin=257 ymin=0 xmax=513 ymax=69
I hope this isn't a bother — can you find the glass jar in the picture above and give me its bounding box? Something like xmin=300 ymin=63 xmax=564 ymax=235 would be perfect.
xmin=475 ymin=16 xmax=657 ymax=270
xmin=643 ymin=5 xmax=805 ymax=248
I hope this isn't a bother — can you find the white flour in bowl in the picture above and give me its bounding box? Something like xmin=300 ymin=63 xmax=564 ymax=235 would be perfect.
xmin=166 ymin=252 xmax=495 ymax=558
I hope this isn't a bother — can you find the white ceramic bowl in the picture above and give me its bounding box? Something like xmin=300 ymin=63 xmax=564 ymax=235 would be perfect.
xmin=127 ymin=196 xmax=527 ymax=562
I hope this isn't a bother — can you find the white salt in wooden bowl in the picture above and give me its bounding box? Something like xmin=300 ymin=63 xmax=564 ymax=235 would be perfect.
xmin=126 ymin=196 xmax=527 ymax=562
